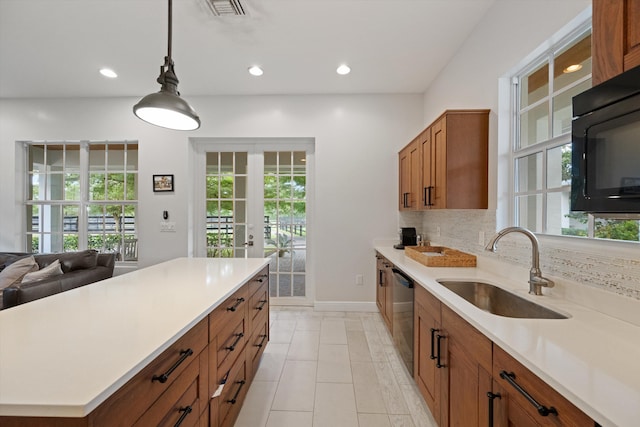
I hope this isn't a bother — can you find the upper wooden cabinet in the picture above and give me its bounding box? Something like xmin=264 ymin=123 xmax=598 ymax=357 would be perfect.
xmin=399 ymin=138 xmax=420 ymax=210
xmin=398 ymin=109 xmax=489 ymax=211
xmin=593 ymin=0 xmax=640 ymax=85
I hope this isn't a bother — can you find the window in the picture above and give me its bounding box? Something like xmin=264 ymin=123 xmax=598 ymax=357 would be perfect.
xmin=25 ymin=141 xmax=138 ymax=258
xmin=512 ymin=26 xmax=640 ymax=242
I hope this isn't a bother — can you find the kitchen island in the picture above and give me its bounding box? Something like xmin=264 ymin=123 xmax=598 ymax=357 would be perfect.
xmin=0 ymin=257 xmax=270 ymax=426
xmin=376 ymin=244 xmax=640 ymax=427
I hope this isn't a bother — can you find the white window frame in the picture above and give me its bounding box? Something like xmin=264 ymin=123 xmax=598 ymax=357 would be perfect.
xmin=22 ymin=140 xmax=138 ymax=260
xmin=509 ymin=21 xmax=592 ymax=236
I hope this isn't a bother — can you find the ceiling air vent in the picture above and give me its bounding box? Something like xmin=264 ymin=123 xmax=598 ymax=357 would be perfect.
xmin=205 ymin=0 xmax=247 ymax=16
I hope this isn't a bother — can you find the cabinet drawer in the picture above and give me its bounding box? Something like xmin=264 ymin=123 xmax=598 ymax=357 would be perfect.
xmin=248 ymin=279 xmax=269 ymax=325
xmin=209 ymin=285 xmax=248 ymax=342
xmin=216 ymin=357 xmax=248 ymax=427
xmin=91 ymin=319 xmax=209 ymax=427
xmin=247 ymin=309 xmax=269 ymax=381
xmin=493 ymin=345 xmax=593 ymax=426
xmin=133 ymin=351 xmax=208 ymax=427
xmin=248 ymin=266 xmax=269 ymax=297
xmin=415 ymin=284 xmax=440 ymax=317
xmin=216 ymin=316 xmax=247 ymax=378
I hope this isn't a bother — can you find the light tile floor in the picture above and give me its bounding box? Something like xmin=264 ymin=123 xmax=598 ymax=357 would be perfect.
xmin=234 ymin=307 xmax=438 ymax=427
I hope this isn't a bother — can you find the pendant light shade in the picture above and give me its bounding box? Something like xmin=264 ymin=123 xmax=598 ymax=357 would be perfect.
xmin=133 ymin=0 xmax=200 ymax=130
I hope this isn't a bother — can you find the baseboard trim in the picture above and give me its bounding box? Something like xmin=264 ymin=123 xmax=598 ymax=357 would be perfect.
xmin=313 ymin=301 xmax=379 ymax=312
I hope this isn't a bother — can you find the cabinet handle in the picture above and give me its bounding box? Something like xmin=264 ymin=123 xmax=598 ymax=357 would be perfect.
xmin=174 ymin=406 xmax=193 ymax=427
xmin=227 ymin=380 xmax=246 ymax=404
xmin=256 ymin=299 xmax=268 ymax=310
xmin=225 ymin=332 xmax=245 ymax=352
xmin=255 ymin=333 xmax=268 ymax=348
xmin=499 ymin=371 xmax=558 ymax=417
xmin=152 ymin=348 xmax=194 ymax=384
xmin=429 ymin=328 xmax=439 ymax=360
xmin=436 ymin=334 xmax=446 ymax=368
xmin=487 ymin=392 xmax=501 ymax=427
xmin=427 ymin=186 xmax=434 ymax=206
xmin=379 ymin=269 xmax=384 ymax=287
xmin=227 ymin=297 xmax=245 ymax=312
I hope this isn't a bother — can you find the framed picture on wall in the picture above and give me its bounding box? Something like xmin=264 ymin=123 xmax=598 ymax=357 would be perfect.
xmin=153 ymin=174 xmax=174 ymax=192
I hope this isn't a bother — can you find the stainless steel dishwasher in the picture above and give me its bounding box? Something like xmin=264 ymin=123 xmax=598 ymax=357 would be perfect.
xmin=391 ymin=267 xmax=414 ymax=375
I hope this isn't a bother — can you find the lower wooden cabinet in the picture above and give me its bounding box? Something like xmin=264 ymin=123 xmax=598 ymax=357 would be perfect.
xmin=414 ymin=285 xmax=595 ymax=427
xmin=376 ymin=252 xmax=393 ymax=332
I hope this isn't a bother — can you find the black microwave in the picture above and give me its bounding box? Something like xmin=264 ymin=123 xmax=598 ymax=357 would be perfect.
xmin=571 ymin=64 xmax=640 ymax=213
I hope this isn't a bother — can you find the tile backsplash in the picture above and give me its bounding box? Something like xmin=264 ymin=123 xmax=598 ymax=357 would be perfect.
xmin=400 ymin=210 xmax=640 ymax=301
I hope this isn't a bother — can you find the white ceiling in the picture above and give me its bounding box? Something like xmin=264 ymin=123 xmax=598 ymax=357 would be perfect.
xmin=0 ymin=0 xmax=496 ymax=98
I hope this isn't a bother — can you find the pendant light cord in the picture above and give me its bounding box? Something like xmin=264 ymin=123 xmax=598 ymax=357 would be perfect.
xmin=167 ymin=0 xmax=172 ymax=61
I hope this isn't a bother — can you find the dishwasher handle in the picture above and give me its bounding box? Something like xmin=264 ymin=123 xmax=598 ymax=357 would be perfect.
xmin=391 ymin=268 xmax=414 ymax=288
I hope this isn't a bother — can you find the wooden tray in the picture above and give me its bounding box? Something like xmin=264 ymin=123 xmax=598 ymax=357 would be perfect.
xmin=404 ymin=245 xmax=476 ymax=267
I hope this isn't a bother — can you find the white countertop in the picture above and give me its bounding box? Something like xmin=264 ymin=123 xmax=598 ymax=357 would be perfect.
xmin=376 ymin=245 xmax=640 ymax=427
xmin=0 ymin=257 xmax=269 ymax=418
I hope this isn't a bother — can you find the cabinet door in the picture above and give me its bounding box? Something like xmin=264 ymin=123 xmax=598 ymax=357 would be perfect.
xmin=414 ymin=296 xmax=441 ymax=425
xmin=399 ymin=140 xmax=419 ymax=210
xmin=419 ymin=128 xmax=434 ymax=209
xmin=593 ymin=0 xmax=640 ymax=84
xmin=383 ymin=262 xmax=393 ymax=332
xmin=430 ymin=118 xmax=447 ymax=209
xmin=441 ymin=305 xmax=492 ymax=427
xmin=376 ymin=256 xmax=385 ymax=313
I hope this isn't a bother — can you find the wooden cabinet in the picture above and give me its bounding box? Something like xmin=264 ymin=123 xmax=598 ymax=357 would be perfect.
xmin=440 ymin=304 xmax=492 ymax=427
xmin=593 ymin=0 xmax=640 ymax=85
xmin=491 ymin=346 xmax=594 ymax=427
xmin=399 ymin=138 xmax=420 ymax=210
xmin=0 ymin=267 xmax=270 ymax=427
xmin=413 ymin=285 xmax=593 ymax=427
xmin=398 ymin=109 xmax=489 ymax=211
xmin=376 ymin=252 xmax=393 ymax=332
xmin=414 ymin=285 xmax=492 ymax=427
xmin=414 ymin=284 xmax=442 ymax=425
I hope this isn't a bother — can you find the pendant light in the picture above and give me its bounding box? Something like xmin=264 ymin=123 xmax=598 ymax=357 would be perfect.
xmin=133 ymin=0 xmax=201 ymax=130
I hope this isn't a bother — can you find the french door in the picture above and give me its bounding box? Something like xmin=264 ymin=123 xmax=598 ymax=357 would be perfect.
xmin=191 ymin=139 xmax=313 ymax=305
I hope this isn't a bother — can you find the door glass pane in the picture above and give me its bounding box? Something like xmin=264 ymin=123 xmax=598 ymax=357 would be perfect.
xmin=206 ymin=152 xmax=248 ymax=258
xmin=265 ymin=151 xmax=307 ymax=298
xmin=516 ymin=153 xmax=542 ymax=192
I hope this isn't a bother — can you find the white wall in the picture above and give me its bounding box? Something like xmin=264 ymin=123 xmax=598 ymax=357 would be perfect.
xmin=0 ymin=94 xmax=423 ymax=305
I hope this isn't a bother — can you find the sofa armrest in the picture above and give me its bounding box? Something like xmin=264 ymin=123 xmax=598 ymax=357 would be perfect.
xmin=97 ymin=253 xmax=116 ymax=272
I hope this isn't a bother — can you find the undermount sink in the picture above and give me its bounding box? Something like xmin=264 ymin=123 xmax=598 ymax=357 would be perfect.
xmin=436 ymin=280 xmax=568 ymax=319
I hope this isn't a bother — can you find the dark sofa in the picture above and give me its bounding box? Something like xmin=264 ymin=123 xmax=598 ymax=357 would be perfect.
xmin=0 ymin=250 xmax=116 ymax=310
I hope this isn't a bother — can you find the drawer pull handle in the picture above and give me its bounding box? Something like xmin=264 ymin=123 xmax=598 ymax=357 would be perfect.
xmin=487 ymin=392 xmax=501 ymax=427
xmin=435 ymin=334 xmax=445 ymax=368
xmin=255 ymin=334 xmax=268 ymax=348
xmin=174 ymin=406 xmax=192 ymax=427
xmin=225 ymin=332 xmax=244 ymax=351
xmin=500 ymin=371 xmax=558 ymax=417
xmin=429 ymin=328 xmax=439 ymax=360
xmin=227 ymin=380 xmax=246 ymax=404
xmin=256 ymin=299 xmax=268 ymax=310
xmin=152 ymin=349 xmax=193 ymax=384
xmin=227 ymin=297 xmax=245 ymax=312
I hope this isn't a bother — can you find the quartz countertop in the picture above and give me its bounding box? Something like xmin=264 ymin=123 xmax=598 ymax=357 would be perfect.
xmin=375 ymin=244 xmax=640 ymax=427
xmin=0 ymin=257 xmax=270 ymax=418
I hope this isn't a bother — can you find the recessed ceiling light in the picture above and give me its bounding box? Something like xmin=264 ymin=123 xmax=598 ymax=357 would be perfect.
xmin=99 ymin=68 xmax=118 ymax=78
xmin=248 ymin=66 xmax=264 ymax=76
xmin=336 ymin=64 xmax=351 ymax=75
xmin=563 ymin=64 xmax=583 ymax=73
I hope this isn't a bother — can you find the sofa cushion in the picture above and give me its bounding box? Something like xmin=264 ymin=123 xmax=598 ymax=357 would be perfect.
xmin=36 ymin=250 xmax=98 ymax=273
xmin=0 ymin=253 xmax=29 ymax=273
xmin=22 ymin=259 xmax=63 ymax=283
xmin=0 ymin=256 xmax=38 ymax=290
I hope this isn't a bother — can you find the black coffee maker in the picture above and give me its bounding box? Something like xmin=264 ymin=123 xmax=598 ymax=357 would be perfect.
xmin=394 ymin=227 xmax=417 ymax=249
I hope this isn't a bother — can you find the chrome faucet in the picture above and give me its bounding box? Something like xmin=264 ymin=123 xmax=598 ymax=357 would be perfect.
xmin=484 ymin=227 xmax=554 ymax=296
